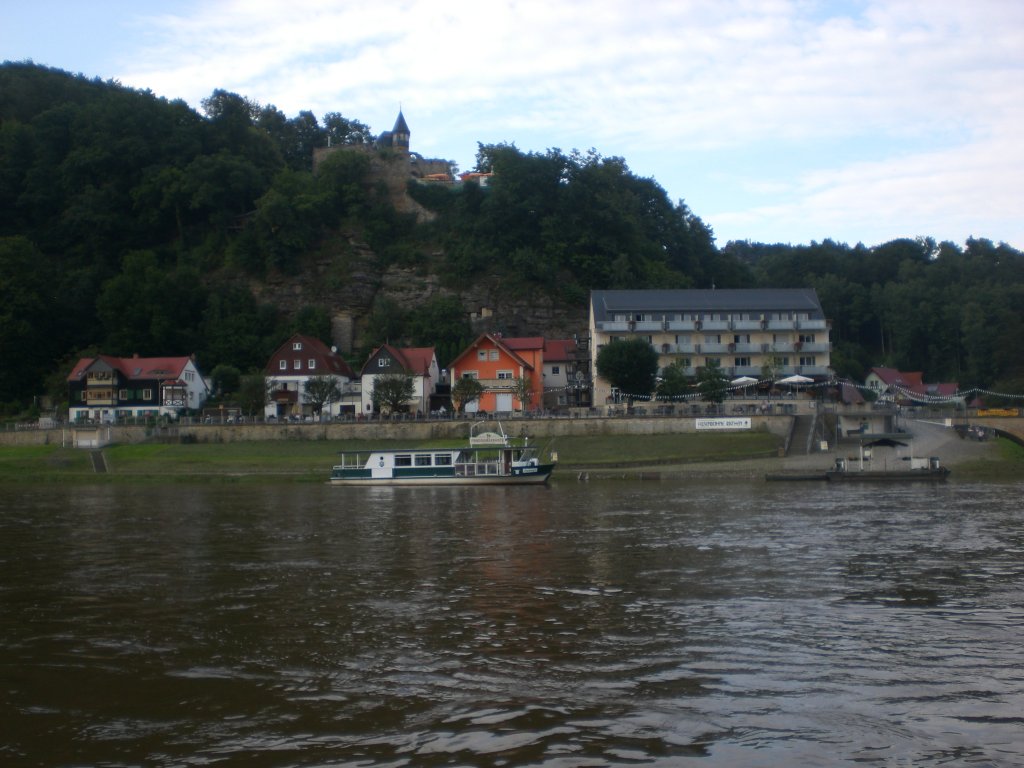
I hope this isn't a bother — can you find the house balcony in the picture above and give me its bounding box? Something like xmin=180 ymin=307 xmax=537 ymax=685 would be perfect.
xmin=596 ymin=321 xmax=630 ymax=332
xmin=799 ymin=319 xmax=829 ymax=330
xmin=657 ymin=343 xmax=697 ymax=355
xmin=698 ymin=342 xmax=730 ymax=354
xmin=799 ymin=342 xmax=831 ymax=353
xmin=477 ymin=378 xmax=517 ymax=389
xmin=701 ymin=320 xmax=730 ymax=331
xmin=732 ymin=319 xmax=764 ymax=331
xmin=665 ymin=320 xmax=699 ymax=331
xmin=633 ymin=321 xmax=663 ymax=332
xmin=730 ymin=342 xmax=761 ymax=354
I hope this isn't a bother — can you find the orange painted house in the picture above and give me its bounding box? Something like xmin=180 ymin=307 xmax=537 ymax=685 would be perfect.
xmin=449 ymin=334 xmax=545 ymax=413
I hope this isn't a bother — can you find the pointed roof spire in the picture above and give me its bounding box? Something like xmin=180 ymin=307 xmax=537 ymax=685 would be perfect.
xmin=393 ymin=108 xmax=409 ymax=135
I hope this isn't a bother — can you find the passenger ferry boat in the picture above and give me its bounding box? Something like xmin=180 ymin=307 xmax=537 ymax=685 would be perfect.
xmin=329 ymin=422 xmax=556 ymax=486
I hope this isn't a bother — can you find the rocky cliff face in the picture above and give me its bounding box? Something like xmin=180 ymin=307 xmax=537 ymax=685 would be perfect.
xmin=248 ymin=229 xmax=587 ymax=354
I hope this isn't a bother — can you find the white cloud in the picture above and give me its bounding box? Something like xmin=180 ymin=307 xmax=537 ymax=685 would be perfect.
xmin=94 ymin=0 xmax=1022 ymax=248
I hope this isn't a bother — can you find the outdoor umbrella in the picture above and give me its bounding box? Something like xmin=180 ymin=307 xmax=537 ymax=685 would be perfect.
xmin=730 ymin=376 xmax=758 ymax=386
xmin=778 ymin=374 xmax=813 ymax=385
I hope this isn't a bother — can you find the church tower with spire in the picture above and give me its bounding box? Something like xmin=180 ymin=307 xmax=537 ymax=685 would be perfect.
xmin=390 ymin=109 xmax=410 ymax=154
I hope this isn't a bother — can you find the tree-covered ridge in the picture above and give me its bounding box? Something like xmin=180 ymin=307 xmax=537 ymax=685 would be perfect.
xmin=1 ymin=61 xmax=1023 ymax=412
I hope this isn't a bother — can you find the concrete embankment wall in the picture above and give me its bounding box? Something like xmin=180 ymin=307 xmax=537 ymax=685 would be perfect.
xmin=1 ymin=416 xmax=792 ymax=447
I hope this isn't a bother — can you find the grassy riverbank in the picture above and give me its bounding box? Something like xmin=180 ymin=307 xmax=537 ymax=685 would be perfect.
xmin=3 ymin=431 xmax=1019 ymax=483
xmin=0 ymin=432 xmax=782 ymax=483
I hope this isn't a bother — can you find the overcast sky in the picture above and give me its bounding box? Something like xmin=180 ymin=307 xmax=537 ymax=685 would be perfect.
xmin=5 ymin=0 xmax=1023 ymax=249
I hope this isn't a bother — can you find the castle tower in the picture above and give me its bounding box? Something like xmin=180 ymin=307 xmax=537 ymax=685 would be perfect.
xmin=391 ymin=109 xmax=410 ymax=153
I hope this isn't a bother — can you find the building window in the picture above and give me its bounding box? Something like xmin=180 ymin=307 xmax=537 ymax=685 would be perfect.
xmin=293 ymin=342 xmax=302 ymax=350
xmin=735 ymin=357 xmax=751 ymax=367
xmin=142 ymin=389 xmax=153 ymax=400
xmin=119 ymin=389 xmax=129 ymax=400
xmin=488 ymin=350 xmax=499 ymax=361
xmin=462 ymin=371 xmax=478 ymax=379
xmin=799 ymin=356 xmax=817 ymax=367
xmin=704 ymin=334 xmax=721 ymax=345
xmin=378 ymin=357 xmax=389 ymax=367
xmin=799 ymin=333 xmax=816 ymax=344
xmin=478 ymin=350 xmax=488 ymax=360
xmin=279 ymin=360 xmax=287 ymax=370
xmin=293 ymin=359 xmax=301 ymax=370
xmin=551 ymin=365 xmax=560 ymax=375
xmin=497 ymin=370 xmax=513 ymax=380
xmin=308 ymin=359 xmax=316 ymax=369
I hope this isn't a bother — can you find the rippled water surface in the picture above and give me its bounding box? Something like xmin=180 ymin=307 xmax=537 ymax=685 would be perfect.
xmin=2 ymin=479 xmax=1024 ymax=766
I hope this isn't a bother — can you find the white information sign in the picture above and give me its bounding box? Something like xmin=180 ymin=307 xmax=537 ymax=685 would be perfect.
xmin=695 ymin=417 xmax=752 ymax=431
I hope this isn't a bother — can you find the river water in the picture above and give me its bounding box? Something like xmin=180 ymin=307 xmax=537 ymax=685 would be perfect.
xmin=2 ymin=479 xmax=1023 ymax=767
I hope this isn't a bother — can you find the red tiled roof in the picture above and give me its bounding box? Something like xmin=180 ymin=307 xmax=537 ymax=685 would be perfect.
xmin=393 ymin=346 xmax=436 ymax=375
xmin=543 ymin=339 xmax=577 ymax=361
xmin=68 ymin=355 xmax=193 ymax=382
xmin=265 ymin=334 xmax=355 ymax=378
xmin=451 ymin=334 xmax=533 ymax=370
xmin=502 ymin=337 xmax=545 ymax=351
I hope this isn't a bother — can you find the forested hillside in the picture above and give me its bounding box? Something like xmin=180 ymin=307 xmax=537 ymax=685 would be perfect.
xmin=1 ymin=62 xmax=1022 ymax=413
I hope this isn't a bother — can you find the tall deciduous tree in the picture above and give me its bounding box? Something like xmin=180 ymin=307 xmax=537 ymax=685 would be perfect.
xmin=304 ymin=376 xmax=342 ymax=417
xmin=371 ymin=373 xmax=415 ymax=414
xmin=656 ymin=360 xmax=690 ymax=400
xmin=451 ymin=377 xmax=484 ymax=413
xmin=237 ymin=374 xmax=269 ymax=418
xmin=511 ymin=376 xmax=535 ymax=412
xmin=596 ymin=337 xmax=659 ymax=402
xmin=697 ymin=360 xmax=729 ymax=404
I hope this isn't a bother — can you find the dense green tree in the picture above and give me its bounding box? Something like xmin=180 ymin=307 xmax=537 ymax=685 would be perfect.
xmin=0 ymin=236 xmax=59 ymax=402
xmin=451 ymin=376 xmax=484 ymax=413
xmin=697 ymin=359 xmax=729 ymax=404
xmin=406 ymin=296 xmax=472 ymax=366
xmin=322 ymin=112 xmax=373 ymax=146
xmin=371 ymin=373 xmax=415 ymax=414
xmin=95 ymin=250 xmax=206 ymax=356
xmin=656 ymin=359 xmax=690 ymax=400
xmin=596 ymin=337 xmax=659 ymax=402
xmin=198 ymin=284 xmax=280 ymax=373
xmin=209 ymin=364 xmax=241 ymax=397
xmin=304 ymin=375 xmax=342 ymax=416
xmin=237 ymin=373 xmax=269 ymax=417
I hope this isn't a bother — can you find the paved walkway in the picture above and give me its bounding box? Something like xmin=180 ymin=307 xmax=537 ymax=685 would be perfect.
xmin=582 ymin=419 xmax=998 ymax=480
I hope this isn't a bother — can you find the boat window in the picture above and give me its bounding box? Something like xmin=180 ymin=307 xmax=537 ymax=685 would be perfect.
xmin=394 ymin=455 xmax=412 ymax=467
xmin=435 ymin=454 xmax=452 ymax=466
xmin=415 ymin=454 xmax=432 ymax=467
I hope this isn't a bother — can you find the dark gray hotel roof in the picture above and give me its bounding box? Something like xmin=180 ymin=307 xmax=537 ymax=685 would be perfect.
xmin=590 ymin=289 xmax=825 ymax=320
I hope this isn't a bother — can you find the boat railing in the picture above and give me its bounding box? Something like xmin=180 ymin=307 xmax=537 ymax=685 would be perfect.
xmin=455 ymin=461 xmax=503 ymax=477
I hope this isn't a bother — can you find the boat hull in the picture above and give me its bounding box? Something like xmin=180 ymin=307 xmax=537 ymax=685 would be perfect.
xmin=329 ymin=463 xmax=555 ymax=487
xmin=825 ymin=468 xmax=950 ymax=482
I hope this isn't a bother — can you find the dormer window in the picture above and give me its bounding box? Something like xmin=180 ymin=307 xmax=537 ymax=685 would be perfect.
xmin=293 ymin=342 xmax=302 ymax=350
